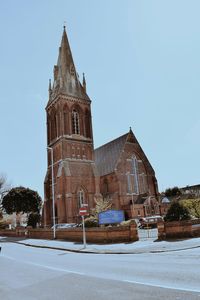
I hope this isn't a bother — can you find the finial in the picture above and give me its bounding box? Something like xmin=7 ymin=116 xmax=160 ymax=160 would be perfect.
xmin=63 ymin=21 xmax=66 ymax=31
xmin=82 ymin=73 xmax=86 ymax=92
xmin=48 ymin=79 xmax=52 ymax=96
xmin=48 ymin=79 xmax=51 ymax=90
xmin=129 ymin=126 xmax=132 ymax=132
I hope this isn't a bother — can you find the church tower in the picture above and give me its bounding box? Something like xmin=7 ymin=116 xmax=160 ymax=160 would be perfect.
xmin=44 ymin=27 xmax=100 ymax=225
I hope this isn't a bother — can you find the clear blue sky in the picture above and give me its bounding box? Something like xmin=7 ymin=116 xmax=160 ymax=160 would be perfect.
xmin=0 ymin=0 xmax=199 ymax=198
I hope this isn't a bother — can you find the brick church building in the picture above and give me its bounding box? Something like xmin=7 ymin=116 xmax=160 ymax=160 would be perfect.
xmin=43 ymin=27 xmax=159 ymax=226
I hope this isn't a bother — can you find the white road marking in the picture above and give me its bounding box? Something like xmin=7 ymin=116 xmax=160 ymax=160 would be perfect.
xmin=2 ymin=253 xmax=200 ymax=294
xmin=123 ymin=279 xmax=200 ymax=293
xmin=1 ymin=254 xmax=85 ymax=276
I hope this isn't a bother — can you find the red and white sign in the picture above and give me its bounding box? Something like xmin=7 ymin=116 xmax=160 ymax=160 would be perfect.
xmin=79 ymin=207 xmax=88 ymax=216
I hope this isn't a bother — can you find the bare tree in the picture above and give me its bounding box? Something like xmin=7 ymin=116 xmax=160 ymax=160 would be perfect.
xmin=0 ymin=175 xmax=11 ymax=204
xmin=90 ymin=195 xmax=112 ymax=218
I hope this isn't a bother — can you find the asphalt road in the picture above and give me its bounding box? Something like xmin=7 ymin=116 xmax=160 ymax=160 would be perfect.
xmin=0 ymin=241 xmax=200 ymax=300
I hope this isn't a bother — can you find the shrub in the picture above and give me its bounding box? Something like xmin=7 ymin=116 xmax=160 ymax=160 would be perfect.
xmin=84 ymin=216 xmax=98 ymax=228
xmin=120 ymin=219 xmax=136 ymax=226
xmin=27 ymin=212 xmax=41 ymax=228
xmin=0 ymin=222 xmax=8 ymax=229
xmin=181 ymin=198 xmax=200 ymax=218
xmin=165 ymin=186 xmax=181 ymax=197
xmin=165 ymin=200 xmax=191 ymax=222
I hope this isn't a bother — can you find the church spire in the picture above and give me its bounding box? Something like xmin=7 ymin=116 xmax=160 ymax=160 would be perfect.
xmin=49 ymin=26 xmax=89 ymax=102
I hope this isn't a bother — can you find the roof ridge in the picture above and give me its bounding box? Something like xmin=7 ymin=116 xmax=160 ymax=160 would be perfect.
xmin=95 ymin=132 xmax=128 ymax=151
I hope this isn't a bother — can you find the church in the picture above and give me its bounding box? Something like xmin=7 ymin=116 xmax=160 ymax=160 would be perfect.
xmin=43 ymin=27 xmax=159 ymax=226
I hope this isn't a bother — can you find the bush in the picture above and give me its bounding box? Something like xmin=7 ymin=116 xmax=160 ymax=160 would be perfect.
xmin=0 ymin=222 xmax=8 ymax=229
xmin=120 ymin=219 xmax=136 ymax=226
xmin=165 ymin=200 xmax=191 ymax=222
xmin=165 ymin=187 xmax=181 ymax=197
xmin=181 ymin=198 xmax=200 ymax=219
xmin=84 ymin=216 xmax=98 ymax=228
xmin=27 ymin=212 xmax=41 ymax=228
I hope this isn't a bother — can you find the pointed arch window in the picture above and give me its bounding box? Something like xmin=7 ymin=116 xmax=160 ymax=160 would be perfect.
xmin=63 ymin=110 xmax=69 ymax=135
xmin=72 ymin=109 xmax=80 ymax=134
xmin=77 ymin=189 xmax=85 ymax=208
xmin=103 ymin=179 xmax=109 ymax=195
xmin=140 ymin=173 xmax=148 ymax=194
xmin=51 ymin=113 xmax=57 ymax=140
xmin=63 ymin=105 xmax=69 ymax=135
xmin=85 ymin=109 xmax=91 ymax=138
xmin=127 ymin=155 xmax=140 ymax=195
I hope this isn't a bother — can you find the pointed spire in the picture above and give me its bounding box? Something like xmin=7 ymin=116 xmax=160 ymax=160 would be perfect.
xmin=48 ymin=26 xmax=89 ymax=103
xmin=48 ymin=79 xmax=51 ymax=91
xmin=127 ymin=126 xmax=136 ymax=143
xmin=48 ymin=79 xmax=52 ymax=97
xmin=82 ymin=73 xmax=86 ymax=92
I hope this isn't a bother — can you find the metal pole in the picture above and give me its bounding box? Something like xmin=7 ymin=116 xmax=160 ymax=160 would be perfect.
xmin=127 ymin=172 xmax=134 ymax=218
xmin=48 ymin=147 xmax=56 ymax=239
xmin=132 ymin=155 xmax=139 ymax=195
xmin=131 ymin=192 xmax=134 ymax=218
xmin=82 ymin=215 xmax=86 ymax=249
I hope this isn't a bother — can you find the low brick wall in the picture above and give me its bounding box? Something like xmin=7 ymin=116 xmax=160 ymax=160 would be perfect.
xmin=157 ymin=221 xmax=166 ymax=240
xmin=0 ymin=224 xmax=139 ymax=244
xmin=28 ymin=224 xmax=138 ymax=244
xmin=158 ymin=220 xmax=200 ymax=240
xmin=27 ymin=228 xmax=53 ymax=240
xmin=191 ymin=219 xmax=200 ymax=237
xmin=0 ymin=229 xmax=18 ymax=237
xmin=164 ymin=221 xmax=192 ymax=239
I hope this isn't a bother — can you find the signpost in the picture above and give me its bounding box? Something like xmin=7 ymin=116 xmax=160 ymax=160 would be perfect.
xmin=79 ymin=205 xmax=88 ymax=249
xmin=79 ymin=207 xmax=88 ymax=216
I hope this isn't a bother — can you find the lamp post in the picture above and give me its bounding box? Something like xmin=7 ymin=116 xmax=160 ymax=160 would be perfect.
xmin=127 ymin=155 xmax=140 ymax=219
xmin=131 ymin=155 xmax=139 ymax=195
xmin=127 ymin=172 xmax=135 ymax=218
xmin=47 ymin=146 xmax=56 ymax=239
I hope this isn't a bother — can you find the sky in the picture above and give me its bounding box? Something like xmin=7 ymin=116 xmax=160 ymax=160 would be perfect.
xmin=0 ymin=0 xmax=199 ymax=198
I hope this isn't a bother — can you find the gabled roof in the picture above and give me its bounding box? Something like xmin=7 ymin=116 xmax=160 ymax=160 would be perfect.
xmin=94 ymin=128 xmax=155 ymax=177
xmin=94 ymin=133 xmax=128 ymax=177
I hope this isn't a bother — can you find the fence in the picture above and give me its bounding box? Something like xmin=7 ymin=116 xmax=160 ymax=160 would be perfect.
xmin=138 ymin=228 xmax=158 ymax=240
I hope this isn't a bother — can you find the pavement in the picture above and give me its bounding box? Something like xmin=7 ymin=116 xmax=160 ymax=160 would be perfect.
xmin=1 ymin=235 xmax=200 ymax=254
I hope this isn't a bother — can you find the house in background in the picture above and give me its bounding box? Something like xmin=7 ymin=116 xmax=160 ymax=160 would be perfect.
xmin=0 ymin=212 xmax=27 ymax=228
xmin=180 ymin=184 xmax=200 ymax=198
xmin=43 ymin=27 xmax=159 ymax=226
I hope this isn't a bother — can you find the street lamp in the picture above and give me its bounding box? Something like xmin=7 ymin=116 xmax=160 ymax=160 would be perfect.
xmin=47 ymin=146 xmax=56 ymax=239
xmin=127 ymin=172 xmax=135 ymax=218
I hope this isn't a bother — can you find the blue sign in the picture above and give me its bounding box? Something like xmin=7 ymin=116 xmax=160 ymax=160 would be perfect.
xmin=98 ymin=210 xmax=125 ymax=225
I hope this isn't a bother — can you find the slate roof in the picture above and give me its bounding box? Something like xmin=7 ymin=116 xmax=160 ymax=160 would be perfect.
xmin=161 ymin=197 xmax=170 ymax=203
xmin=134 ymin=197 xmax=147 ymax=205
xmin=94 ymin=133 xmax=128 ymax=176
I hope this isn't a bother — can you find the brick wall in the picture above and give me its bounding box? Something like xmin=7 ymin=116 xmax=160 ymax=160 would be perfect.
xmin=191 ymin=219 xmax=200 ymax=237
xmin=28 ymin=224 xmax=138 ymax=243
xmin=157 ymin=220 xmax=200 ymax=240
xmin=0 ymin=224 xmax=138 ymax=244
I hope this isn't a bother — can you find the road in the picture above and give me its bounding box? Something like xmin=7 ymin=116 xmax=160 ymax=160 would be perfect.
xmin=0 ymin=239 xmax=200 ymax=300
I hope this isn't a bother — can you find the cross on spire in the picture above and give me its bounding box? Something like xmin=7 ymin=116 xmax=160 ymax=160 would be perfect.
xmin=63 ymin=21 xmax=66 ymax=30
